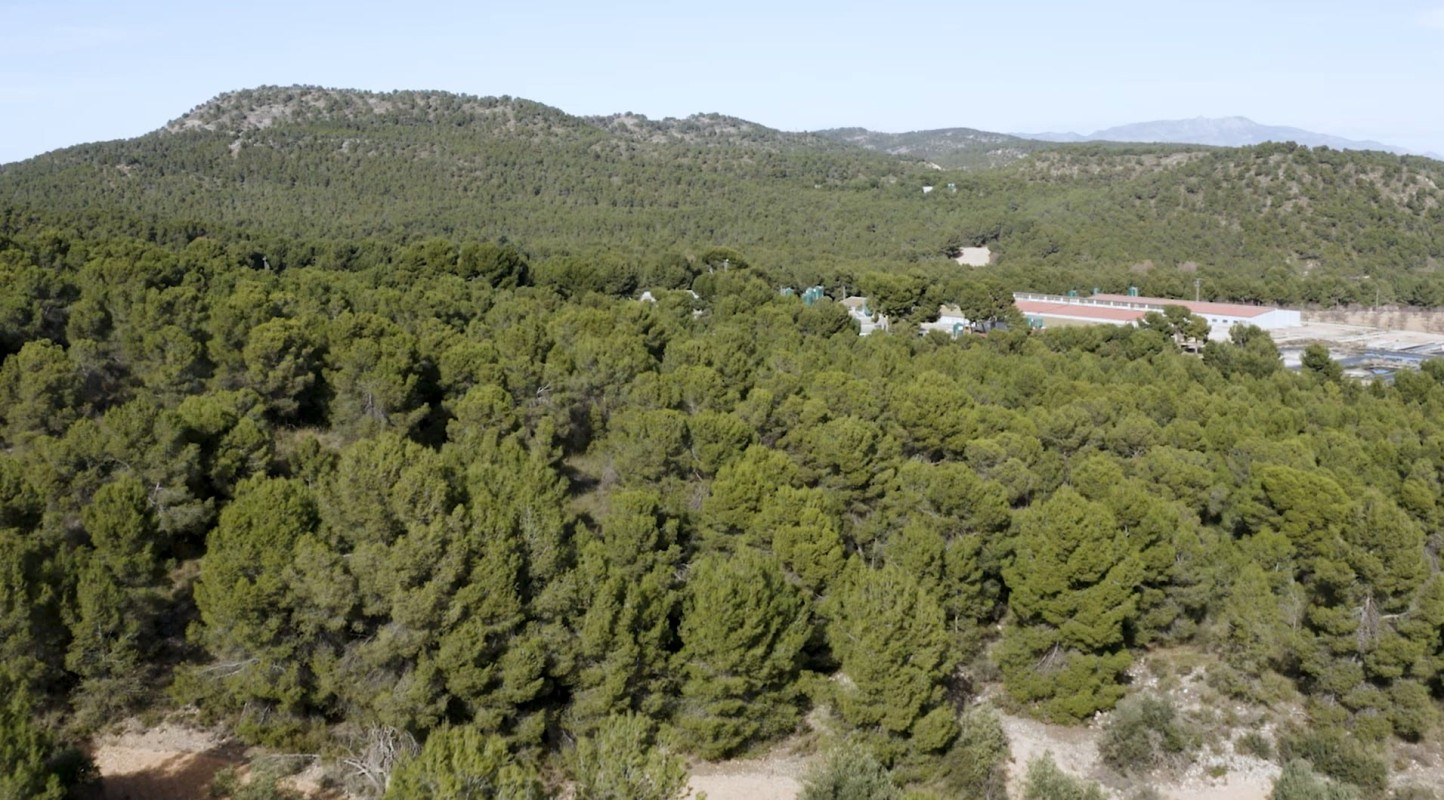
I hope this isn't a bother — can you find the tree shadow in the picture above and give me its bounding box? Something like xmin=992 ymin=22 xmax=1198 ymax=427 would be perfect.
xmin=86 ymin=740 xmax=246 ymax=800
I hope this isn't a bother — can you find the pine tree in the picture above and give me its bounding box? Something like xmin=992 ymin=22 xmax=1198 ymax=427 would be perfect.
xmin=192 ymin=476 xmax=319 ymax=726
xmin=568 ymin=713 xmax=688 ymax=800
xmin=0 ymin=668 xmax=65 ymax=800
xmin=758 ymin=486 xmax=847 ymax=591
xmin=66 ymin=475 xmax=164 ymax=719
xmin=384 ymin=725 xmax=544 ymax=800
xmin=825 ymin=562 xmax=957 ymax=751
xmin=675 ymin=549 xmax=811 ymax=758
xmin=1219 ymin=561 xmax=1287 ymax=676
xmin=569 ymin=491 xmax=680 ymax=730
xmin=242 ymin=317 xmax=320 ymax=421
xmin=0 ymin=339 xmax=81 ymax=443
xmin=1000 ymin=487 xmax=1141 ymax=721
xmin=324 ymin=312 xmax=429 ymax=438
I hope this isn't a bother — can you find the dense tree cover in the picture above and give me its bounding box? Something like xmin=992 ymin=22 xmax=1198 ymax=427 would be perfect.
xmin=813 ymin=125 xmax=1061 ymax=171
xmin=3 ymin=87 xmax=1444 ymax=310
xmin=5 ymin=129 xmax=1444 ymax=796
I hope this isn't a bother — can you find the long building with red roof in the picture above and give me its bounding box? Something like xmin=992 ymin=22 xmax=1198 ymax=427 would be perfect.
xmin=1012 ymin=292 xmax=1301 ymax=339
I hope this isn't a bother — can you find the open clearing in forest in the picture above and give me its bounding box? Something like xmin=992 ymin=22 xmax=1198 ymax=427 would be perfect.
xmin=685 ymin=749 xmax=809 ymax=800
xmin=91 ymin=721 xmax=241 ymax=800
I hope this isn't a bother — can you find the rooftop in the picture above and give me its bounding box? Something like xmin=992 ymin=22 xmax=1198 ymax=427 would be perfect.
xmin=1087 ymin=293 xmax=1273 ymax=318
xmin=1015 ymin=299 xmax=1150 ymax=322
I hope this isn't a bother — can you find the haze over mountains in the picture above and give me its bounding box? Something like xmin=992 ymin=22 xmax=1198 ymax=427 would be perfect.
xmin=1012 ymin=116 xmax=1432 ymax=157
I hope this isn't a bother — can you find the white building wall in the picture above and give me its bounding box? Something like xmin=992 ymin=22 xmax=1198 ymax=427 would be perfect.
xmin=1200 ymin=309 xmax=1303 ymax=339
xmin=1198 ymin=314 xmax=1241 ymax=341
xmin=1253 ymin=308 xmax=1302 ymax=329
xmin=920 ymin=313 xmax=970 ymax=336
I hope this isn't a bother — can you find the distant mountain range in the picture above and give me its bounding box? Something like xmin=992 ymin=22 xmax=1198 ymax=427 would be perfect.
xmin=1013 ymin=117 xmax=1435 ymax=158
xmin=820 ymin=117 xmax=1441 ymax=170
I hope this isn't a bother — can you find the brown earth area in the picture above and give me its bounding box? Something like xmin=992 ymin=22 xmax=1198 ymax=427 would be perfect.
xmin=1305 ymin=306 xmax=1444 ymax=334
xmin=89 ymin=721 xmax=243 ymax=800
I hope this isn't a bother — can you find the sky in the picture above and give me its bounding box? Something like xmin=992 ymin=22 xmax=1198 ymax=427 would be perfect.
xmin=3 ymin=0 xmax=1444 ymax=164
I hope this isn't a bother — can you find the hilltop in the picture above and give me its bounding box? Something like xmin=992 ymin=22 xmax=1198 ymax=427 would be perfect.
xmin=812 ymin=126 xmax=1051 ymax=170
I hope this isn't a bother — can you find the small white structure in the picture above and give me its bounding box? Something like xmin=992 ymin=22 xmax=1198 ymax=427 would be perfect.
xmin=919 ymin=305 xmax=973 ymax=338
xmin=842 ymin=296 xmax=885 ymax=335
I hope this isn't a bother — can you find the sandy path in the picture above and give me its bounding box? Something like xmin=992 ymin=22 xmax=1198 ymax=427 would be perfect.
xmin=685 ymin=748 xmax=810 ymax=800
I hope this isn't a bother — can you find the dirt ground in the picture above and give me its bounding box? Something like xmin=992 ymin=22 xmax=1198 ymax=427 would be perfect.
xmin=685 ymin=750 xmax=809 ymax=800
xmin=87 ymin=716 xmax=1268 ymax=800
xmin=995 ymin=708 xmax=1274 ymax=800
xmin=90 ymin=721 xmax=243 ymax=800
xmin=681 ymin=702 xmax=1278 ymax=800
xmin=92 ymin=699 xmax=1443 ymax=800
xmin=1306 ymin=307 xmax=1444 ymax=334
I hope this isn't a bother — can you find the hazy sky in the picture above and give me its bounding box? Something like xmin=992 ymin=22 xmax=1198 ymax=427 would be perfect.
xmin=3 ymin=0 xmax=1443 ymax=163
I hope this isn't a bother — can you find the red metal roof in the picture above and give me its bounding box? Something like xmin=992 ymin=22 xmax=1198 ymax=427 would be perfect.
xmin=1015 ymin=300 xmax=1150 ymax=322
xmin=1088 ymin=294 xmax=1271 ymax=318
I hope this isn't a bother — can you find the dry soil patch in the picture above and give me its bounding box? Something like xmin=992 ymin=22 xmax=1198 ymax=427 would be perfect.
xmin=92 ymin=720 xmax=243 ymax=800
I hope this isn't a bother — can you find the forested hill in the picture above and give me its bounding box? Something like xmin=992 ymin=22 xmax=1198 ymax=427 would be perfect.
xmin=812 ymin=126 xmax=1053 ymax=170
xmin=2 ymin=85 xmax=1444 ymax=305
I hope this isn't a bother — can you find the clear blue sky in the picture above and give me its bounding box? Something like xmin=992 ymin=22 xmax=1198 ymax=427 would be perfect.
xmin=3 ymin=0 xmax=1443 ymax=164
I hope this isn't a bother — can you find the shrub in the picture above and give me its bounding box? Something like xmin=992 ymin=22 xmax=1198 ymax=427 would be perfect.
xmin=1270 ymin=760 xmax=1360 ymax=800
xmin=1098 ymin=694 xmax=1197 ymax=775
xmin=385 ymin=726 xmax=544 ymax=800
xmin=209 ymin=762 xmax=303 ymax=800
xmin=1021 ymin=754 xmax=1106 ymax=800
xmin=932 ymin=707 xmax=1010 ymax=800
xmin=569 ymin=714 xmax=688 ymax=800
xmin=1277 ymin=728 xmax=1387 ymax=797
xmin=1387 ymin=680 xmax=1438 ymax=742
xmin=1235 ymin=730 xmax=1274 ymax=760
xmin=1390 ymin=787 xmax=1441 ymax=800
xmin=800 ymin=743 xmax=901 ymax=800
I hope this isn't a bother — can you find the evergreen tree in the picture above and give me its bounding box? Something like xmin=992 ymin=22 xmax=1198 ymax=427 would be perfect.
xmin=1219 ymin=561 xmax=1287 ymax=676
xmin=568 ymin=713 xmax=688 ymax=800
xmin=0 ymin=668 xmax=65 ymax=800
xmin=0 ymin=339 xmax=81 ymax=444
xmin=384 ymin=725 xmax=544 ymax=800
xmin=824 ymin=562 xmax=958 ymax=752
xmin=569 ymin=492 xmax=680 ymax=729
xmin=1000 ymin=487 xmax=1141 ymax=721
xmin=242 ymin=317 xmax=321 ymax=421
xmin=675 ymin=549 xmax=811 ymax=758
xmin=66 ymin=475 xmax=164 ymax=719
xmin=191 ymin=476 xmax=320 ymax=732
